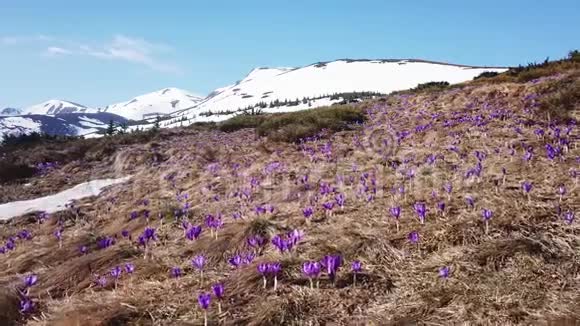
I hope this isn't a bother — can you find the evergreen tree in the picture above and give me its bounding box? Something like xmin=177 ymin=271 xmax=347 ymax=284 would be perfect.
xmin=152 ymin=116 xmax=161 ymax=132
xmin=118 ymin=123 xmax=128 ymax=135
xmin=105 ymin=120 xmax=116 ymax=136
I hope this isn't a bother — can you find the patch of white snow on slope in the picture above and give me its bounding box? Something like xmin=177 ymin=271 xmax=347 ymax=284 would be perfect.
xmin=0 ymin=176 xmax=131 ymax=220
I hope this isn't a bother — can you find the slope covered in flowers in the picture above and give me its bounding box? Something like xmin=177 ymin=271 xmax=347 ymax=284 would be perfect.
xmin=0 ymin=68 xmax=578 ymax=325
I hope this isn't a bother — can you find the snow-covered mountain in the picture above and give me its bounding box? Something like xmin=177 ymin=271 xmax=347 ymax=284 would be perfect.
xmin=0 ymin=113 xmax=128 ymax=143
xmin=23 ymin=100 xmax=98 ymax=115
xmin=1 ymin=58 xmax=509 ymax=138
xmin=0 ymin=107 xmax=23 ymax=116
xmin=163 ymin=59 xmax=508 ymax=125
xmin=100 ymin=88 xmax=204 ymax=121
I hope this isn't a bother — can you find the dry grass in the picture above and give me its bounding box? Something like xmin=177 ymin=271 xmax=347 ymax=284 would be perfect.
xmin=0 ymin=69 xmax=579 ymax=325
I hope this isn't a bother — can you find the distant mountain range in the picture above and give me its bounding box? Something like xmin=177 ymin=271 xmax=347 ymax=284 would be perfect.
xmin=0 ymin=58 xmax=507 ymax=141
xmin=0 ymin=113 xmax=128 ymax=142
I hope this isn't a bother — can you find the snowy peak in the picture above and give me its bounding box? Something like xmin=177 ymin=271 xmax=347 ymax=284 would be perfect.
xmin=0 ymin=107 xmax=22 ymax=116
xmin=242 ymin=67 xmax=294 ymax=82
xmin=0 ymin=112 xmax=128 ymax=142
xmin=23 ymin=100 xmax=97 ymax=115
xmin=101 ymin=87 xmax=204 ymax=121
xmin=166 ymin=58 xmax=508 ymax=125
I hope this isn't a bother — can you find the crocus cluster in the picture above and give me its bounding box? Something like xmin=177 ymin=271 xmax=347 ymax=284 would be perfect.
xmin=197 ymin=283 xmax=226 ymax=325
xmin=271 ymin=230 xmax=304 ymax=253
xmin=257 ymin=262 xmax=282 ymax=290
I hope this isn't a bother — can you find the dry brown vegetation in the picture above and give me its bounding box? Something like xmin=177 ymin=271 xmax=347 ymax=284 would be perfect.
xmin=0 ymin=66 xmax=579 ymax=325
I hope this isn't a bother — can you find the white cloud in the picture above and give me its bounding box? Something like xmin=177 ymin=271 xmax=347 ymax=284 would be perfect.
xmin=45 ymin=46 xmax=73 ymax=56
xmin=0 ymin=34 xmax=53 ymax=45
xmin=45 ymin=34 xmax=181 ymax=74
xmin=2 ymin=34 xmax=181 ymax=74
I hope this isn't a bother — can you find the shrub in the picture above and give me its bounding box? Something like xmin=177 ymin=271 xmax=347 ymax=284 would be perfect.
xmin=256 ymin=105 xmax=365 ymax=142
xmin=474 ymin=71 xmax=500 ymax=80
xmin=0 ymin=132 xmax=79 ymax=148
xmin=218 ymin=105 xmax=365 ymax=142
xmin=218 ymin=114 xmax=266 ymax=133
xmin=538 ymin=77 xmax=580 ymax=123
xmin=569 ymin=50 xmax=580 ymax=62
xmin=0 ymin=161 xmax=37 ymax=183
xmin=409 ymin=81 xmax=450 ymax=93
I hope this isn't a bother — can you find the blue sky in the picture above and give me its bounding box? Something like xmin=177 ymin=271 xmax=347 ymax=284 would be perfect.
xmin=1 ymin=0 xmax=578 ymax=108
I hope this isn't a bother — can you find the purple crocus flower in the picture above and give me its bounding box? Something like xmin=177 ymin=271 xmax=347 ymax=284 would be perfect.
xmin=321 ymin=255 xmax=342 ymax=284
xmin=110 ymin=266 xmax=123 ymax=288
xmin=143 ymin=227 xmax=157 ymax=241
xmin=257 ymin=263 xmax=268 ymax=275
xmin=170 ymin=267 xmax=182 ymax=278
xmin=268 ymin=262 xmax=282 ymax=290
xmin=439 ymin=266 xmax=450 ymax=279
xmin=186 ymin=225 xmax=202 ymax=240
xmin=302 ymin=261 xmax=321 ymax=289
xmin=192 ymin=255 xmax=206 ymax=270
xmin=125 ymin=263 xmax=135 ymax=274
xmin=212 ymin=283 xmax=224 ymax=300
xmin=408 ymin=231 xmax=420 ymax=244
xmin=130 ymin=211 xmax=138 ymax=220
xmin=351 ymin=260 xmax=362 ymax=286
xmin=24 ymin=274 xmax=38 ymax=288
xmin=288 ymin=229 xmax=304 ymax=245
xmin=523 ymin=150 xmax=533 ymax=162
xmin=80 ymin=245 xmax=88 ymax=255
xmin=198 ymin=292 xmax=211 ymax=310
xmin=482 ymin=209 xmax=493 ymax=234
xmin=466 ymin=196 xmax=475 ymax=209
xmin=351 ymin=260 xmax=362 ymax=273
xmin=257 ymin=262 xmax=269 ymax=287
xmin=322 ymin=201 xmax=335 ymax=212
xmin=212 ymin=283 xmax=225 ymax=313
xmin=254 ymin=205 xmax=267 ymax=215
xmin=271 ymin=235 xmax=288 ymax=253
xmin=268 ymin=262 xmax=282 ymax=275
xmin=545 ymin=144 xmax=557 ymax=160
xmin=302 ymin=206 xmax=314 ymax=218
xmin=121 ymin=230 xmax=130 ymax=238
xmin=229 ymin=255 xmax=243 ymax=268
xmin=437 ymin=201 xmax=446 ymax=213
xmin=414 ymin=202 xmax=427 ymax=224
xmin=54 ymin=229 xmax=62 ymax=241
xmin=335 ymin=193 xmax=346 ymax=209
xmin=5 ymin=239 xmax=15 ymax=251
xmin=558 ymin=185 xmax=566 ymax=201
xmin=522 ymin=181 xmax=533 ymax=194
xmin=482 ymin=209 xmax=493 ymax=221
xmin=443 ymin=182 xmax=452 ymax=195
xmin=17 ymin=230 xmax=32 ymax=240
xmin=564 ymin=211 xmax=575 ymax=224
xmin=98 ymin=236 xmax=116 ymax=249
xmin=302 ymin=261 xmax=321 ymax=278
xmin=96 ymin=275 xmax=107 ymax=287
xmin=390 ymin=206 xmax=401 ymax=219
xmin=244 ymin=252 xmax=256 ymax=264
xmin=19 ymin=298 xmax=34 ymax=314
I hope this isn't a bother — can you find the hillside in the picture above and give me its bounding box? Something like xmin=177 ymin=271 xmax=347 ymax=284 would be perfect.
xmin=163 ymin=59 xmax=507 ymax=125
xmin=100 ymin=88 xmax=204 ymax=121
xmin=0 ymin=57 xmax=578 ymax=325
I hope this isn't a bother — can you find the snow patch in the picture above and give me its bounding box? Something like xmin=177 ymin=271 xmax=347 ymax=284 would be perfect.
xmin=0 ymin=177 xmax=131 ymax=220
